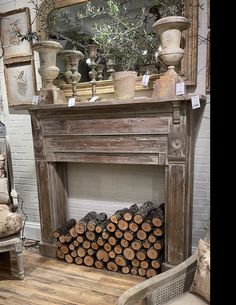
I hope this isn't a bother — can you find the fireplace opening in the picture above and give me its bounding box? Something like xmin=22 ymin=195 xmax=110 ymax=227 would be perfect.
xmin=52 ymin=163 xmax=166 ymax=278
xmin=67 ymin=163 xmax=165 ymax=220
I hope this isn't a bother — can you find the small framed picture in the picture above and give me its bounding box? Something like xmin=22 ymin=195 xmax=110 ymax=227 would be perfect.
xmin=0 ymin=7 xmax=32 ymax=60
xmin=4 ymin=60 xmax=36 ymax=107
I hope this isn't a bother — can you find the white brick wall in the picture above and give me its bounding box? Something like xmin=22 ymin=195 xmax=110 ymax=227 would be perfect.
xmin=0 ymin=0 xmax=41 ymax=240
xmin=0 ymin=0 xmax=210 ymax=249
xmin=191 ymin=0 xmax=210 ymax=249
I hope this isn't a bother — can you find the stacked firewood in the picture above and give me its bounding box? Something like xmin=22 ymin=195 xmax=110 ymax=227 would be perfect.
xmin=53 ymin=201 xmax=164 ymax=278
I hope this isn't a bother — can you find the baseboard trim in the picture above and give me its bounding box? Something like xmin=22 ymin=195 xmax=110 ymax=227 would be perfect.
xmin=23 ymin=221 xmax=41 ymax=241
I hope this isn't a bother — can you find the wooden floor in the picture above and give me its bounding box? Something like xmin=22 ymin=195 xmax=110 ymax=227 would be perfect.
xmin=0 ymin=248 xmax=144 ymax=305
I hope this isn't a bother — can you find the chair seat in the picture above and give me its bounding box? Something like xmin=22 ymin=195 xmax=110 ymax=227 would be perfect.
xmin=0 ymin=136 xmax=24 ymax=280
xmin=0 ymin=204 xmax=22 ymax=238
xmin=165 ymin=292 xmax=209 ymax=305
xmin=0 ymin=234 xmax=22 ymax=251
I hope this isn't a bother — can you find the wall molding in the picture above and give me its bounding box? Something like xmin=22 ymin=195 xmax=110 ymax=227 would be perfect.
xmin=23 ymin=221 xmax=41 ymax=241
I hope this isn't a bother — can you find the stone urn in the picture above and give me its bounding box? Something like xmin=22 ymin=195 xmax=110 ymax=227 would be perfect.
xmin=59 ymin=49 xmax=84 ymax=98
xmin=152 ymin=16 xmax=190 ymax=75
xmin=152 ymin=16 xmax=190 ymax=99
xmin=33 ymin=40 xmax=63 ymax=89
xmin=32 ymin=40 xmax=66 ymax=104
xmin=87 ymin=44 xmax=99 ymax=65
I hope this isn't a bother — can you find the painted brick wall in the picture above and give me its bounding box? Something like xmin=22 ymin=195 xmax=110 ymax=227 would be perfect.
xmin=0 ymin=0 xmax=41 ymax=240
xmin=0 ymin=0 xmax=210 ymax=249
xmin=189 ymin=1 xmax=210 ymax=249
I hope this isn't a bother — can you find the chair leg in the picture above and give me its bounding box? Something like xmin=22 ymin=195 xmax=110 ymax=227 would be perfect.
xmin=142 ymin=298 xmax=148 ymax=305
xmin=15 ymin=241 xmax=24 ymax=280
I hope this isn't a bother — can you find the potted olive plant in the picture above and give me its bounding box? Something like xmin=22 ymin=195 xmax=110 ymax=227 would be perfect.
xmin=93 ymin=23 xmax=139 ymax=99
xmin=90 ymin=0 xmax=184 ymax=99
xmin=91 ymin=0 xmax=148 ymax=99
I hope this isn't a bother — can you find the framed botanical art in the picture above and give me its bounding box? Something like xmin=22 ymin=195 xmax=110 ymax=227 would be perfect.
xmin=0 ymin=7 xmax=32 ymax=61
xmin=4 ymin=60 xmax=36 ymax=107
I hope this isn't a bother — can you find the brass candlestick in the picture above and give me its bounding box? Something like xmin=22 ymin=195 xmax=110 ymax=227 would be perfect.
xmin=87 ymin=44 xmax=99 ymax=98
xmin=89 ymin=63 xmax=98 ymax=97
xmin=106 ymin=55 xmax=116 ymax=79
xmin=59 ymin=48 xmax=84 ymax=100
xmin=96 ymin=64 xmax=104 ymax=81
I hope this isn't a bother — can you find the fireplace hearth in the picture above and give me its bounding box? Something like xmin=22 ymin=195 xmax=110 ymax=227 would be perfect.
xmin=28 ymin=95 xmax=205 ymax=267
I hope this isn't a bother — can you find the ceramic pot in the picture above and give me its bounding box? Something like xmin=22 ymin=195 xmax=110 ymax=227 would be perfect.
xmin=112 ymin=71 xmax=137 ymax=100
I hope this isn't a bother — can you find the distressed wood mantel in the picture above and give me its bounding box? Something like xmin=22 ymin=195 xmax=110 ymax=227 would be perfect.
xmin=28 ymin=95 xmax=206 ymax=266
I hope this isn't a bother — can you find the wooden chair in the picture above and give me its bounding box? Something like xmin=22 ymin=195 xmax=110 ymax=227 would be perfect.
xmin=0 ymin=133 xmax=24 ymax=280
xmin=117 ymin=224 xmax=210 ymax=305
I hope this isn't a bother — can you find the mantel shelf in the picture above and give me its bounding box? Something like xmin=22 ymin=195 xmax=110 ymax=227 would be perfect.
xmin=26 ymin=95 xmax=206 ymax=112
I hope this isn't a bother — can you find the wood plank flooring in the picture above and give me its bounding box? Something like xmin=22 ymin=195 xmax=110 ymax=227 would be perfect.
xmin=0 ymin=248 xmax=144 ymax=305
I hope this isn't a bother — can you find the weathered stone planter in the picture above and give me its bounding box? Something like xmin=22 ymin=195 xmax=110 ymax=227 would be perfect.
xmin=33 ymin=40 xmax=62 ymax=89
xmin=33 ymin=40 xmax=65 ymax=104
xmin=112 ymin=71 xmax=137 ymax=100
xmin=59 ymin=49 xmax=84 ymax=98
xmin=152 ymin=16 xmax=190 ymax=99
xmin=152 ymin=16 xmax=190 ymax=75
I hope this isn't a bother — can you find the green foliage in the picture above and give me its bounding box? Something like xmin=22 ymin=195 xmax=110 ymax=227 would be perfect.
xmin=29 ymin=0 xmax=183 ymax=71
xmin=149 ymin=0 xmax=184 ymax=16
xmin=89 ymin=0 xmax=182 ymax=71
xmin=91 ymin=0 xmax=156 ymax=71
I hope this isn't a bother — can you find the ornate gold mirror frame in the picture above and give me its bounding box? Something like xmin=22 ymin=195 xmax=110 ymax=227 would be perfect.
xmin=36 ymin=0 xmax=198 ymax=99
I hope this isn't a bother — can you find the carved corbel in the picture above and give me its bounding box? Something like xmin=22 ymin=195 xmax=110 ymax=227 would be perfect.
xmin=172 ymin=101 xmax=181 ymax=124
xmin=31 ymin=114 xmax=46 ymax=160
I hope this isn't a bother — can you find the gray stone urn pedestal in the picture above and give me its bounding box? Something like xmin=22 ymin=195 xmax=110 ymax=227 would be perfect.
xmin=152 ymin=16 xmax=190 ymax=99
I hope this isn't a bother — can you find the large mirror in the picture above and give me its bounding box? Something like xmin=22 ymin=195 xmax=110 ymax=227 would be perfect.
xmin=36 ymin=0 xmax=198 ymax=88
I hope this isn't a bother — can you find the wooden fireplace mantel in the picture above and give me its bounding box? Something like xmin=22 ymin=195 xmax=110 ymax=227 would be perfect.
xmin=28 ymin=95 xmax=206 ymax=266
